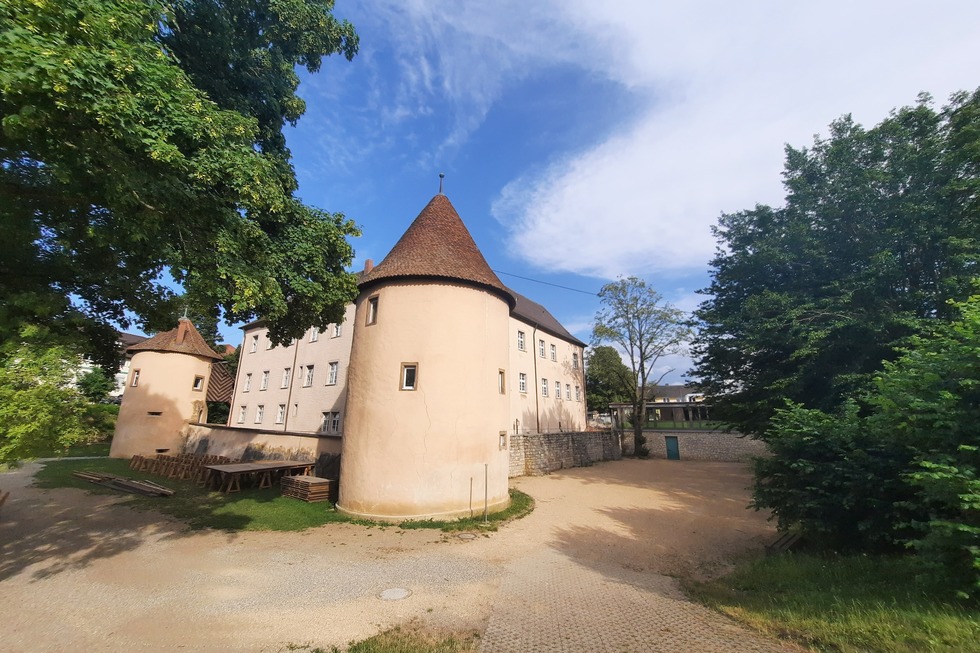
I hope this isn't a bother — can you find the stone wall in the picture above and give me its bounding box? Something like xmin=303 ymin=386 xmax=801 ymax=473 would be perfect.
xmin=179 ymin=423 xmax=343 ymax=478
xmin=643 ymin=429 xmax=768 ymax=462
xmin=509 ymin=430 xmax=622 ymax=477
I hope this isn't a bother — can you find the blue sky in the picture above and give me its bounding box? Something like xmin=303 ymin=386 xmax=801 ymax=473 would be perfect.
xmin=213 ymin=1 xmax=980 ymax=383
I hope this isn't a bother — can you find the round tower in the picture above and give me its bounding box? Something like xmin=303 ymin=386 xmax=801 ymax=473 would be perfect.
xmin=110 ymin=318 xmax=224 ymax=458
xmin=339 ymin=192 xmax=514 ymax=520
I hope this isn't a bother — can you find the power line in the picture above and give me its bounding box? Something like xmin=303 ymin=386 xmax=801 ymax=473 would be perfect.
xmin=493 ymin=270 xmax=598 ymax=296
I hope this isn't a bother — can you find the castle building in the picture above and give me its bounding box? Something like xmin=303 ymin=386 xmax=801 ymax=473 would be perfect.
xmin=114 ymin=191 xmax=586 ymax=520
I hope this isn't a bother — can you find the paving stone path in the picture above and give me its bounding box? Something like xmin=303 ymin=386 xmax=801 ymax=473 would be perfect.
xmin=2 ymin=458 xmax=797 ymax=652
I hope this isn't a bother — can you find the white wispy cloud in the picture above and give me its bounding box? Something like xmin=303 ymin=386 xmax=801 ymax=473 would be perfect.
xmin=491 ymin=1 xmax=980 ymax=278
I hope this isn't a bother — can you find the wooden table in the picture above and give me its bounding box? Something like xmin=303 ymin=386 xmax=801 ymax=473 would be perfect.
xmin=203 ymin=461 xmax=314 ymax=494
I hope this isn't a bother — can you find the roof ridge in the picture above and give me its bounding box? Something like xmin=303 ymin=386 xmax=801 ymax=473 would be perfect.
xmin=127 ymin=318 xmax=224 ymax=360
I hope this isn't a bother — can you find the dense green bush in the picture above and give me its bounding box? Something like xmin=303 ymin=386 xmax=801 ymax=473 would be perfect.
xmin=754 ymin=294 xmax=980 ymax=597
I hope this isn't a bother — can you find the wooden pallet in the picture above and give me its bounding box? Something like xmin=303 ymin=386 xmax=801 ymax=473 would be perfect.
xmin=73 ymin=471 xmax=174 ymax=497
xmin=281 ymin=475 xmax=335 ymax=503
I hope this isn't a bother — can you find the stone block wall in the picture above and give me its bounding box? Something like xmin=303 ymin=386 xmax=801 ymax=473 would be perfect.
xmin=509 ymin=430 xmax=622 ymax=477
xmin=643 ymin=430 xmax=768 ymax=462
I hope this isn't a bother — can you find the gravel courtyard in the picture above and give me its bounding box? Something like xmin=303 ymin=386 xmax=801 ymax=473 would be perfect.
xmin=1 ymin=458 xmax=798 ymax=652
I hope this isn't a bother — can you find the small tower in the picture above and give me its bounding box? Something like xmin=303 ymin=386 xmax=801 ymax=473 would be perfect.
xmin=110 ymin=318 xmax=224 ymax=458
xmin=339 ymin=193 xmax=515 ymax=520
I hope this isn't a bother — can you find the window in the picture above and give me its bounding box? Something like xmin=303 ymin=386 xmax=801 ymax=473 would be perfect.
xmin=320 ymin=411 xmax=341 ymax=434
xmin=573 ymin=352 xmax=579 ymax=369
xmin=367 ymin=296 xmax=379 ymax=325
xmin=250 ymin=335 xmax=258 ymax=353
xmin=255 ymin=405 xmax=265 ymax=423
xmin=304 ymin=364 xmax=314 ymax=387
xmin=275 ymin=404 xmax=285 ymax=424
xmin=401 ymin=363 xmax=418 ymax=390
xmin=310 ymin=329 xmax=319 ymax=342
xmin=575 ymin=385 xmax=581 ymax=401
xmin=266 ymin=336 xmax=273 ymax=349
xmin=517 ymin=330 xmax=525 ymax=351
xmin=281 ymin=367 xmax=291 ymax=388
xmin=237 ymin=406 xmax=247 ymax=423
xmin=550 ymin=344 xmax=556 ymax=361
xmin=539 ymin=339 xmax=545 ymax=357
xmin=498 ymin=370 xmax=506 ymax=394
xmin=556 ymin=381 xmax=561 ymax=399
xmin=566 ymin=384 xmax=571 ymax=400
xmin=327 ymin=361 xmax=339 ymax=385
xmin=541 ymin=378 xmax=548 ymax=396
xmin=244 ymin=373 xmax=252 ymax=392
xmin=519 ymin=372 xmax=527 ymax=393
xmin=192 ymin=375 xmax=204 ymax=391
xmin=131 ymin=369 xmax=140 ymax=387
xmin=260 ymin=370 xmax=269 ymax=390
xmin=332 ymin=324 xmax=342 ymax=338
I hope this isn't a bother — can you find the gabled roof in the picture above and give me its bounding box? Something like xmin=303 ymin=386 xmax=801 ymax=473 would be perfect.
xmin=510 ymin=289 xmax=587 ymax=348
xmin=359 ymin=194 xmax=514 ymax=306
xmin=126 ymin=318 xmax=224 ymax=360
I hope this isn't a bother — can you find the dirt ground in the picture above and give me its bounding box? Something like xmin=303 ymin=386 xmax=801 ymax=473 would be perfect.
xmin=1 ymin=458 xmax=783 ymax=652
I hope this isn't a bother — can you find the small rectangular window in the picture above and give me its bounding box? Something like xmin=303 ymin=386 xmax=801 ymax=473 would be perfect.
xmin=519 ymin=372 xmax=527 ymax=393
xmin=327 ymin=361 xmax=339 ymax=385
xmin=260 ymin=370 xmax=269 ymax=390
xmin=250 ymin=335 xmax=258 ymax=353
xmin=237 ymin=405 xmax=247 ymax=423
xmin=556 ymin=381 xmax=561 ymax=399
xmin=541 ymin=378 xmax=548 ymax=397
xmin=499 ymin=431 xmax=507 ymax=450
xmin=192 ymin=375 xmax=204 ymax=391
xmin=275 ymin=404 xmax=285 ymax=424
xmin=517 ymin=330 xmax=525 ymax=351
xmin=320 ymin=411 xmax=341 ymax=433
xmin=281 ymin=367 xmax=291 ymax=388
xmin=367 ymin=296 xmax=379 ymax=325
xmin=566 ymin=384 xmax=571 ymax=400
xmin=575 ymin=385 xmax=581 ymax=401
xmin=243 ymin=373 xmax=252 ymax=392
xmin=131 ymin=369 xmax=140 ymax=387
xmin=573 ymin=352 xmax=579 ymax=369
xmin=332 ymin=324 xmax=342 ymax=338
xmin=266 ymin=337 xmax=273 ymax=350
xmin=304 ymin=364 xmax=314 ymax=387
xmin=401 ymin=363 xmax=418 ymax=390
xmin=539 ymin=339 xmax=545 ymax=358
xmin=255 ymin=404 xmax=265 ymax=423
xmin=550 ymin=344 xmax=556 ymax=361
xmin=310 ymin=329 xmax=319 ymax=342
xmin=498 ymin=370 xmax=506 ymax=394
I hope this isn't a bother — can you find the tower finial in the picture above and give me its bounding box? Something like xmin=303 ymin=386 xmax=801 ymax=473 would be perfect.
xmin=181 ymin=306 xmax=189 ymax=320
xmin=438 ymin=172 xmax=445 ymax=195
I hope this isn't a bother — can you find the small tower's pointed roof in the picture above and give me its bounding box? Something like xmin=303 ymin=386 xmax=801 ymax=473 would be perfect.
xmin=126 ymin=318 xmax=224 ymax=360
xmin=360 ymin=194 xmax=514 ymax=306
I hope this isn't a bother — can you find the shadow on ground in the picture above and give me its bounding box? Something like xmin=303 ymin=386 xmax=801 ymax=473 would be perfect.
xmin=0 ymin=463 xmax=235 ymax=582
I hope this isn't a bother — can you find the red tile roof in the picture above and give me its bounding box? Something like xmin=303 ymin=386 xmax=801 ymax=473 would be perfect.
xmin=359 ymin=194 xmax=515 ymax=306
xmin=126 ymin=318 xmax=224 ymax=360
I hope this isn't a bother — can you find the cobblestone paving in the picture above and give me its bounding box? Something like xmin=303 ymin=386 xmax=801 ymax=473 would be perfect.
xmin=479 ymin=549 xmax=790 ymax=652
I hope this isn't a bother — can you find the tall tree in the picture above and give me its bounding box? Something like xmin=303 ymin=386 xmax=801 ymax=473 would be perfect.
xmin=691 ymin=90 xmax=980 ymax=435
xmin=593 ymin=277 xmax=690 ymax=456
xmin=585 ymin=345 xmax=632 ymax=413
xmin=0 ymin=0 xmax=360 ymax=369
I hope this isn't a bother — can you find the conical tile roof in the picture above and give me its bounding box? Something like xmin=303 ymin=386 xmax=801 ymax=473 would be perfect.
xmin=126 ymin=318 xmax=224 ymax=360
xmin=360 ymin=194 xmax=514 ymax=306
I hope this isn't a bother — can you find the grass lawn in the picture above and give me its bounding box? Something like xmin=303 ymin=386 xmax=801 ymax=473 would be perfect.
xmin=687 ymin=552 xmax=980 ymax=652
xmin=286 ymin=623 xmax=477 ymax=653
xmin=34 ymin=458 xmax=533 ymax=533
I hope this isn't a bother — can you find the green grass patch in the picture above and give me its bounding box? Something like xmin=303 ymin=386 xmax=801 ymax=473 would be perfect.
xmin=397 ymin=489 xmax=534 ymax=532
xmin=687 ymin=552 xmax=980 ymax=652
xmin=34 ymin=458 xmax=348 ymax=532
xmin=34 ymin=459 xmax=534 ymax=533
xmin=286 ymin=623 xmax=477 ymax=653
